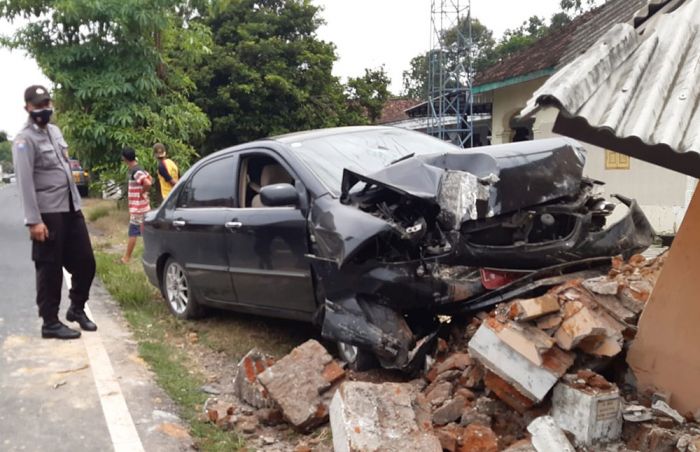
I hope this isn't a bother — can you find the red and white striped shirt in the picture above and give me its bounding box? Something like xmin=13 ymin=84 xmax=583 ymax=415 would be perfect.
xmin=127 ymin=165 xmax=151 ymax=215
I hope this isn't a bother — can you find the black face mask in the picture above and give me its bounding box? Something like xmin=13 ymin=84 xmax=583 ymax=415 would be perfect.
xmin=30 ymin=108 xmax=53 ymax=126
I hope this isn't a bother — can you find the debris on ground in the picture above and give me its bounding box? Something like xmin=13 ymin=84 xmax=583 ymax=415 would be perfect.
xmin=329 ymin=381 xmax=442 ymax=452
xmin=256 ymin=339 xmax=346 ymax=432
xmin=204 ymin=253 xmax=700 ymax=451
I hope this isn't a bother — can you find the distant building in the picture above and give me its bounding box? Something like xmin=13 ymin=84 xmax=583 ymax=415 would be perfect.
xmin=383 ymin=0 xmax=691 ymax=233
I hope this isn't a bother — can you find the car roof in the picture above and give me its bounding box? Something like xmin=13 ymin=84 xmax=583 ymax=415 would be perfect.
xmin=272 ymin=125 xmax=398 ymax=144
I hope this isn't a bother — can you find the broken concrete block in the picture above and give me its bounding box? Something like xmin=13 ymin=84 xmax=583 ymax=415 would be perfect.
xmin=454 ymin=387 xmax=476 ymax=401
xmin=623 ymin=404 xmax=653 ymax=422
xmin=483 ymin=371 xmax=535 ymax=413
xmin=432 ymin=395 xmax=467 ymax=426
xmin=257 ymin=339 xmax=343 ymax=432
xmin=468 ymin=322 xmax=565 ymax=403
xmin=551 ymin=377 xmax=622 ymax=446
xmin=330 ymin=382 xmax=442 ymax=452
xmin=425 ymin=380 xmax=453 ymax=408
xmin=589 ymin=293 xmax=637 ymax=324
xmin=233 ymin=348 xmax=276 ymax=409
xmin=490 ymin=320 xmax=555 ymax=366
xmin=457 ymin=424 xmax=498 ymax=452
xmin=583 ymin=276 xmax=620 ymax=295
xmin=527 ymin=415 xmax=576 ymax=452
xmin=536 ymin=313 xmax=563 ymax=331
xmin=652 ymin=400 xmax=686 ymax=424
xmin=510 ymin=293 xmax=560 ymax=321
xmin=503 ymin=438 xmax=536 ymax=452
xmin=554 ymin=306 xmax=610 ymax=351
xmin=460 ymin=407 xmax=491 ymax=428
xmin=458 ymin=363 xmax=484 ymax=388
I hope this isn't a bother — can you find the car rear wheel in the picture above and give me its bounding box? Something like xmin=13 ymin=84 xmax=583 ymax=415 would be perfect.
xmin=337 ymin=341 xmax=377 ymax=371
xmin=162 ymin=258 xmax=203 ymax=319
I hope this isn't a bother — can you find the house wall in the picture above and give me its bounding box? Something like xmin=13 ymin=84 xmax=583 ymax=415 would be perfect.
xmin=488 ymin=78 xmax=691 ymax=234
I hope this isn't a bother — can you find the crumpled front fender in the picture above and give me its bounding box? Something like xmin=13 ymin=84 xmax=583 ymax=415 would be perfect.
xmin=321 ymin=297 xmax=436 ymax=372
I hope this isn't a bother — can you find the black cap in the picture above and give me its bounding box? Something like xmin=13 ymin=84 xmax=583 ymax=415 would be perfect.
xmin=121 ymin=147 xmax=137 ymax=162
xmin=24 ymin=85 xmax=51 ymax=106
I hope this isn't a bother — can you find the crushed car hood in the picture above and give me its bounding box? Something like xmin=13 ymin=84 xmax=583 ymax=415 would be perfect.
xmin=340 ymin=137 xmax=587 ymax=225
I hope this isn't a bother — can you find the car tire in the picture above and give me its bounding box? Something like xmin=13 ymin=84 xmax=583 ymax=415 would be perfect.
xmin=78 ymin=186 xmax=88 ymax=197
xmin=161 ymin=258 xmax=204 ymax=319
xmin=337 ymin=341 xmax=377 ymax=372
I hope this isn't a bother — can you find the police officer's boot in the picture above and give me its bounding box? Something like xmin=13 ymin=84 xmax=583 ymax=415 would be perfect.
xmin=66 ymin=306 xmax=98 ymax=331
xmin=42 ymin=320 xmax=81 ymax=339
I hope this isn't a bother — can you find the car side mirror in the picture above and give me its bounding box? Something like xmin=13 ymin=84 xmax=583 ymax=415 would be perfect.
xmin=260 ymin=183 xmax=299 ymax=207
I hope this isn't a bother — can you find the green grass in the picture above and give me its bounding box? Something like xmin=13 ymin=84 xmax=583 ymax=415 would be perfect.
xmin=95 ymin=251 xmax=246 ymax=451
xmin=87 ymin=205 xmax=111 ymax=222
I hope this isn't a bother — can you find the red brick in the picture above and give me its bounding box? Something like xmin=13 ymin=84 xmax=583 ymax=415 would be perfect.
xmin=455 ymin=387 xmax=476 ymax=401
xmin=436 ymin=425 xmax=464 ymax=452
xmin=436 ymin=353 xmax=472 ymax=375
xmin=459 ymin=364 xmax=484 ymax=388
xmin=322 ymin=361 xmax=345 ymax=384
xmin=457 ymin=424 xmax=499 ymax=452
xmin=483 ymin=371 xmax=535 ymax=414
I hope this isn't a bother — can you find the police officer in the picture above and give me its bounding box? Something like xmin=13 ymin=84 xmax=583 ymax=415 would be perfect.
xmin=12 ymin=85 xmax=97 ymax=339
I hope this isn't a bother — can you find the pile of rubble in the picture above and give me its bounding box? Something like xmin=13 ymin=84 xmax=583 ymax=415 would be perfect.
xmin=209 ymin=253 xmax=700 ymax=451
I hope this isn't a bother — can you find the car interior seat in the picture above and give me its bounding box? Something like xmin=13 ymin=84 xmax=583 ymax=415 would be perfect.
xmin=251 ymin=164 xmax=293 ymax=207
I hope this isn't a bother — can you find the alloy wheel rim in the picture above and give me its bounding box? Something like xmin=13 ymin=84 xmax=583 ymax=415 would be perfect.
xmin=165 ymin=263 xmax=188 ymax=314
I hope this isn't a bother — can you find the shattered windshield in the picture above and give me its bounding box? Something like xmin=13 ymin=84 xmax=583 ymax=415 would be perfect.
xmin=287 ymin=128 xmax=460 ymax=195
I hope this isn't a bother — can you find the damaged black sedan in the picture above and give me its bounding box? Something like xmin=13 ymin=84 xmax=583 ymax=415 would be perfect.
xmin=142 ymin=126 xmax=654 ymax=371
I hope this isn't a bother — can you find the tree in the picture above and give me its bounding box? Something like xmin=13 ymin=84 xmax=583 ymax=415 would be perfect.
xmin=402 ymin=12 xmax=575 ymax=99
xmin=0 ymin=0 xmax=211 ymax=178
xmin=560 ymin=0 xmax=599 ymax=13
xmin=493 ymin=15 xmax=549 ymax=61
xmin=190 ymin=0 xmax=367 ymax=154
xmin=401 ymin=18 xmax=495 ymax=100
xmin=0 ymin=132 xmax=11 ymax=172
xmin=346 ymin=67 xmax=391 ymax=124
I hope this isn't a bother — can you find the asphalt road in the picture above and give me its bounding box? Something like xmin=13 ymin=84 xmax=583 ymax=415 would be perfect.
xmin=0 ymin=183 xmax=192 ymax=452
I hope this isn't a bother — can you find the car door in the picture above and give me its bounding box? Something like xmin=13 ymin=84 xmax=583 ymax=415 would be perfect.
xmin=225 ymin=150 xmax=316 ymax=317
xmin=167 ymin=155 xmax=238 ymax=304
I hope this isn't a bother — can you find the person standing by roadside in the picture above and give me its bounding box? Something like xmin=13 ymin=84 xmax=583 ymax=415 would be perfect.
xmin=153 ymin=143 xmax=179 ymax=202
xmin=12 ymin=85 xmax=97 ymax=339
xmin=121 ymin=147 xmax=152 ymax=264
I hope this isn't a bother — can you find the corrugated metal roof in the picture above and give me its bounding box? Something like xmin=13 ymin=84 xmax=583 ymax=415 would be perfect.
xmin=474 ymin=0 xmax=661 ymax=90
xmin=522 ymin=0 xmax=700 ymax=178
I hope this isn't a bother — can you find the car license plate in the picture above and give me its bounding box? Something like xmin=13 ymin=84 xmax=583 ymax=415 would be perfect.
xmin=73 ymin=173 xmax=81 ymax=183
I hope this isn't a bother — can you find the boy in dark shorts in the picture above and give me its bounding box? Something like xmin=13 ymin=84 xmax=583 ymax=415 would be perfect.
xmin=121 ymin=148 xmax=152 ymax=264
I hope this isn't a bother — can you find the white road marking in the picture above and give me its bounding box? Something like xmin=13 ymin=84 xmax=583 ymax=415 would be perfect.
xmin=63 ymin=268 xmax=145 ymax=452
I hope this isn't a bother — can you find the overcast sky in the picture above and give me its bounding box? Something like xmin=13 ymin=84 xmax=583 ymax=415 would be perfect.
xmin=0 ymin=0 xmax=564 ymax=137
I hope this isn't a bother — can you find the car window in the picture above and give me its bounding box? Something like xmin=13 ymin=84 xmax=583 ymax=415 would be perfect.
xmin=239 ymin=154 xmax=295 ymax=208
xmin=287 ymin=128 xmax=460 ymax=194
xmin=177 ymin=157 xmax=236 ymax=208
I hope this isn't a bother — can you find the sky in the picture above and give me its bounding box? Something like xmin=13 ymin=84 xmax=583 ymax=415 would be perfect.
xmin=0 ymin=0 xmax=563 ymax=137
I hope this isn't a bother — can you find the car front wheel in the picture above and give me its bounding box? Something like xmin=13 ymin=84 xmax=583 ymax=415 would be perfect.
xmin=162 ymin=258 xmax=203 ymax=319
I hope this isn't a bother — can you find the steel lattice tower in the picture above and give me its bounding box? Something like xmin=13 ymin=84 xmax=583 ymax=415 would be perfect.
xmin=428 ymin=0 xmax=473 ymax=147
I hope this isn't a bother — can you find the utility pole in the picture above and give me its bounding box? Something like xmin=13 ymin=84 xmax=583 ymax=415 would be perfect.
xmin=428 ymin=0 xmax=474 ymax=148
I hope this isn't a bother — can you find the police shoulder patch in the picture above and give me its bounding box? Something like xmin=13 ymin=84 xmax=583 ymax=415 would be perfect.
xmin=14 ymin=139 xmax=28 ymax=152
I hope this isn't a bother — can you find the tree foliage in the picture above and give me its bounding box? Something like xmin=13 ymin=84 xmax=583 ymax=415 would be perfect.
xmin=402 ymin=12 xmax=572 ymax=99
xmin=402 ymin=18 xmax=495 ymax=100
xmin=560 ymin=0 xmax=599 ymax=13
xmin=0 ymin=0 xmax=211 ymax=178
xmin=0 ymin=132 xmax=11 ymax=172
xmin=190 ymin=0 xmax=376 ymax=154
xmin=346 ymin=67 xmax=391 ymax=124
